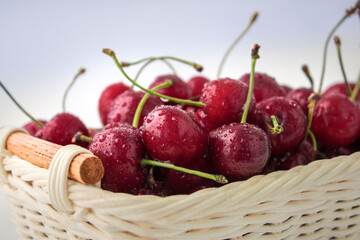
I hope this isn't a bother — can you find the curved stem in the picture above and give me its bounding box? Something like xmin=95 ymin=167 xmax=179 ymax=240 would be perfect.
xmin=308 ymin=130 xmax=317 ymax=151
xmin=62 ymin=68 xmax=86 ymax=112
xmin=301 ymin=65 xmax=314 ymax=90
xmin=0 ymin=81 xmax=44 ymax=128
xmin=334 ymin=36 xmax=351 ymax=96
xmin=241 ymin=44 xmax=259 ymax=124
xmin=132 ymin=80 xmax=172 ymax=128
xmin=217 ymin=12 xmax=258 ymax=79
xmin=141 ymin=159 xmax=228 ymax=184
xmin=350 ymin=74 xmax=360 ymax=101
xmin=103 ymin=49 xmax=205 ymax=107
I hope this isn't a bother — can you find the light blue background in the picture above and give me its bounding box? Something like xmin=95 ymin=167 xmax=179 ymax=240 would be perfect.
xmin=0 ymin=1 xmax=359 ymax=239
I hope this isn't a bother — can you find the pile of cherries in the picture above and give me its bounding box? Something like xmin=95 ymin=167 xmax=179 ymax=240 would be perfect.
xmin=2 ymin=2 xmax=360 ymax=196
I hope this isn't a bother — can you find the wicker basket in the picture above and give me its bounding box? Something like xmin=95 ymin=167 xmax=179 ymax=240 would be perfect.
xmin=1 ymin=127 xmax=360 ymax=240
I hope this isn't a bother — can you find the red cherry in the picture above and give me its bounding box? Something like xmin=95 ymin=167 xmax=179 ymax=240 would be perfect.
xmin=286 ymin=87 xmax=315 ymax=115
xmin=194 ymin=78 xmax=255 ymax=131
xmin=207 ymin=123 xmax=270 ymax=181
xmin=141 ymin=105 xmax=207 ymax=167
xmin=323 ymin=82 xmax=360 ymax=101
xmin=187 ymin=75 xmax=210 ymax=97
xmin=89 ymin=124 xmax=147 ymax=193
xmin=98 ymin=82 xmax=130 ymax=126
xmin=311 ymin=92 xmax=360 ymax=147
xmin=149 ymin=74 xmax=191 ymax=103
xmin=239 ymin=72 xmax=286 ymax=103
xmin=36 ymin=113 xmax=89 ymax=148
xmin=277 ymin=141 xmax=316 ymax=170
xmin=22 ymin=119 xmax=47 ymax=136
xmin=255 ymin=96 xmax=307 ymax=156
xmin=107 ymin=89 xmax=163 ymax=127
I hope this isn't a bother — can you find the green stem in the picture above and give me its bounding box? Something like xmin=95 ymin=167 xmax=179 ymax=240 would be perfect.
xmin=317 ymin=2 xmax=357 ymax=94
xmin=62 ymin=68 xmax=86 ymax=112
xmin=350 ymin=74 xmax=360 ymax=101
xmin=132 ymin=80 xmax=172 ymax=128
xmin=122 ymin=56 xmax=203 ymax=72
xmin=241 ymin=44 xmax=259 ymax=124
xmin=72 ymin=132 xmax=93 ymax=144
xmin=334 ymin=36 xmax=351 ymax=96
xmin=301 ymin=65 xmax=314 ymax=90
xmin=0 ymin=81 xmax=44 ymax=128
xmin=141 ymin=159 xmax=228 ymax=184
xmin=132 ymin=58 xmax=177 ymax=89
xmin=308 ymin=130 xmax=317 ymax=151
xmin=103 ymin=49 xmax=205 ymax=107
xmin=269 ymin=115 xmax=283 ymax=134
xmin=217 ymin=12 xmax=259 ymax=79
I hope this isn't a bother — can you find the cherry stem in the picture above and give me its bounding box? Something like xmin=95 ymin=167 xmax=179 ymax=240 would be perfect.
xmin=0 ymin=81 xmax=44 ymax=128
xmin=141 ymin=159 xmax=229 ymax=184
xmin=301 ymin=96 xmax=317 ymax=149
xmin=72 ymin=132 xmax=93 ymax=144
xmin=241 ymin=43 xmax=260 ymax=124
xmin=308 ymin=130 xmax=318 ymax=151
xmin=132 ymin=80 xmax=172 ymax=128
xmin=133 ymin=58 xmax=177 ymax=85
xmin=334 ymin=36 xmax=351 ymax=96
xmin=121 ymin=56 xmax=203 ymax=72
xmin=270 ymin=115 xmax=283 ymax=134
xmin=350 ymin=74 xmax=360 ymax=101
xmin=318 ymin=3 xmax=357 ymax=94
xmin=62 ymin=68 xmax=86 ymax=112
xmin=301 ymin=65 xmax=314 ymax=90
xmin=103 ymin=48 xmax=205 ymax=107
xmin=216 ymin=12 xmax=259 ymax=78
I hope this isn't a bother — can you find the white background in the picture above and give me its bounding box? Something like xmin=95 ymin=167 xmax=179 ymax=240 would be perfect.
xmin=0 ymin=1 xmax=359 ymax=239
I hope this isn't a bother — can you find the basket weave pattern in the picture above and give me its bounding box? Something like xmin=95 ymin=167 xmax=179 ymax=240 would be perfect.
xmin=1 ymin=150 xmax=360 ymax=239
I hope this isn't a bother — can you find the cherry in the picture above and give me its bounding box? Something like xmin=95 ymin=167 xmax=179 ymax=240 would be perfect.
xmin=323 ymin=82 xmax=360 ymax=101
xmin=277 ymin=141 xmax=316 ymax=170
xmin=149 ymin=74 xmax=191 ymax=103
xmin=187 ymin=75 xmax=210 ymax=98
xmin=22 ymin=119 xmax=47 ymax=136
xmin=281 ymin=85 xmax=293 ymax=94
xmin=107 ymin=89 xmax=163 ymax=127
xmin=36 ymin=112 xmax=89 ymax=148
xmin=239 ymin=72 xmax=286 ymax=103
xmin=89 ymin=124 xmax=147 ymax=193
xmin=207 ymin=44 xmax=271 ymax=181
xmin=286 ymin=87 xmax=315 ymax=115
xmin=311 ymin=92 xmax=360 ymax=147
xmin=255 ymin=96 xmax=307 ymax=156
xmin=141 ymin=105 xmax=208 ymax=167
xmin=194 ymin=78 xmax=255 ymax=131
xmin=98 ymin=82 xmax=130 ymax=126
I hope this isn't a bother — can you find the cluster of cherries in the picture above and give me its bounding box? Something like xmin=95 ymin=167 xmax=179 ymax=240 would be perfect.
xmin=2 ymin=2 xmax=359 ymax=196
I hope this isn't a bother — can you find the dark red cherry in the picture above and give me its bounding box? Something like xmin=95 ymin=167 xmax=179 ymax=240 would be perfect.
xmin=311 ymin=92 xmax=360 ymax=147
xmin=22 ymin=119 xmax=47 ymax=136
xmin=323 ymin=82 xmax=360 ymax=101
xmin=141 ymin=105 xmax=207 ymax=167
xmin=162 ymin=158 xmax=214 ymax=195
xmin=207 ymin=123 xmax=270 ymax=181
xmin=187 ymin=75 xmax=210 ymax=98
xmin=286 ymin=87 xmax=315 ymax=115
xmin=36 ymin=113 xmax=89 ymax=148
xmin=89 ymin=124 xmax=147 ymax=193
xmin=107 ymin=89 xmax=163 ymax=127
xmin=281 ymin=85 xmax=293 ymax=94
xmin=277 ymin=141 xmax=316 ymax=170
xmin=194 ymin=78 xmax=255 ymax=131
xmin=149 ymin=74 xmax=191 ymax=103
xmin=239 ymin=72 xmax=286 ymax=103
xmin=255 ymin=96 xmax=307 ymax=156
xmin=98 ymin=82 xmax=130 ymax=126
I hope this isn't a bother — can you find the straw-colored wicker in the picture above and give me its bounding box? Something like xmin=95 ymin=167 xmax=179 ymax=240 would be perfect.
xmin=1 ymin=128 xmax=360 ymax=239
